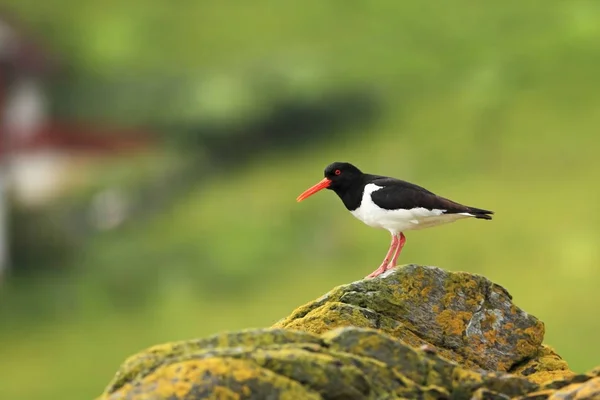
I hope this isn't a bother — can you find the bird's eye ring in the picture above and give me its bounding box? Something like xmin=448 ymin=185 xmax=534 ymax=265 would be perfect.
xmin=334 ymin=169 xmax=341 ymax=176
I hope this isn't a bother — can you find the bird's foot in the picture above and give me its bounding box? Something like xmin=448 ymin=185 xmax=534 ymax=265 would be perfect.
xmin=365 ymin=268 xmax=385 ymax=279
xmin=365 ymin=263 xmax=397 ymax=279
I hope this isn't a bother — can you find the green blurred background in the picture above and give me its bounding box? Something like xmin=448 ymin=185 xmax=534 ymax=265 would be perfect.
xmin=1 ymin=1 xmax=599 ymax=399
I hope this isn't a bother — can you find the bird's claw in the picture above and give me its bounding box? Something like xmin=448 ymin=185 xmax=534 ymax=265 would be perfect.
xmin=365 ymin=263 xmax=396 ymax=279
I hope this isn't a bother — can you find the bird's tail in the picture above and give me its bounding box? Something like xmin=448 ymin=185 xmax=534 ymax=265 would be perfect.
xmin=467 ymin=207 xmax=494 ymax=220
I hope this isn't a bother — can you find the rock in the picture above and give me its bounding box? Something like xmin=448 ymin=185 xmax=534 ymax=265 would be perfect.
xmin=104 ymin=329 xmax=325 ymax=397
xmin=547 ymin=376 xmax=600 ymax=399
xmin=98 ymin=264 xmax=596 ymax=399
xmin=101 ymin=327 xmax=540 ymax=400
xmin=512 ymin=345 xmax=576 ymax=384
xmin=274 ymin=264 xmax=566 ymax=381
xmin=519 ymin=371 xmax=600 ymax=399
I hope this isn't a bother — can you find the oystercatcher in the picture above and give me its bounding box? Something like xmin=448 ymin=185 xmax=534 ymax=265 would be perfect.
xmin=296 ymin=162 xmax=493 ymax=278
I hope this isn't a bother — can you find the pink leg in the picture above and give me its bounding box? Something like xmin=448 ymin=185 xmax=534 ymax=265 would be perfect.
xmin=366 ymin=234 xmax=399 ymax=279
xmin=388 ymin=232 xmax=406 ymax=269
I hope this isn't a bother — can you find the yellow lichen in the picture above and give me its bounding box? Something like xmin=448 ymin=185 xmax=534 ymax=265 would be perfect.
xmin=103 ymin=358 xmax=321 ymax=400
xmin=437 ymin=348 xmax=480 ymax=370
xmin=398 ymin=268 xmax=428 ymax=302
xmin=452 ymin=367 xmax=483 ymax=387
xmin=549 ymin=377 xmax=600 ymax=399
xmin=387 ymin=326 xmax=429 ymax=348
xmin=516 ymin=339 xmax=538 ymax=357
xmin=440 ymin=273 xmax=483 ymax=309
xmin=273 ymin=301 xmax=376 ymax=335
xmin=529 ymin=370 xmax=577 ymax=385
xmin=521 ymin=389 xmax=557 ymax=398
xmin=436 ymin=309 xmax=472 ymax=336
xmin=512 ymin=345 xmax=574 ymax=384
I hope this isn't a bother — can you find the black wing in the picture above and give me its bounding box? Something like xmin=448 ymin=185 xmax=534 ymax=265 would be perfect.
xmin=368 ymin=176 xmax=494 ymax=219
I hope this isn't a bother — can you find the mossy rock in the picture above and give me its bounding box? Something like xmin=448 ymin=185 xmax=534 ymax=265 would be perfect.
xmin=274 ymin=264 xmax=571 ymax=383
xmin=99 ymin=264 xmax=598 ymax=399
xmin=100 ymin=326 xmax=599 ymax=399
xmin=520 ymin=371 xmax=600 ymax=399
xmin=102 ymin=327 xmax=542 ymax=399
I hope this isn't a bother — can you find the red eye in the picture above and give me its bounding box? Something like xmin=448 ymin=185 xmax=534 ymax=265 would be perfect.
xmin=334 ymin=169 xmax=341 ymax=175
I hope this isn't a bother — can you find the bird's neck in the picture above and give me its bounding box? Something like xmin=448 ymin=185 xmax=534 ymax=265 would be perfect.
xmin=332 ymin=180 xmax=366 ymax=211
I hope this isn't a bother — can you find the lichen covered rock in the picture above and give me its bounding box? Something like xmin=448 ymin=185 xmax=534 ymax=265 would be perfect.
xmin=99 ymin=264 xmax=596 ymax=399
xmin=512 ymin=345 xmax=574 ymax=384
xmin=519 ymin=369 xmax=600 ymax=399
xmin=101 ymin=327 xmax=541 ymax=400
xmin=546 ymin=376 xmax=600 ymax=399
xmin=274 ymin=264 xmax=567 ymax=381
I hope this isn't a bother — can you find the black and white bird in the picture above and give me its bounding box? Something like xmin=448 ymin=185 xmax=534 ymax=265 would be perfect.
xmin=296 ymin=162 xmax=493 ymax=278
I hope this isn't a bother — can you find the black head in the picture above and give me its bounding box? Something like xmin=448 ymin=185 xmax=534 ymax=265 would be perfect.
xmin=323 ymin=162 xmax=363 ymax=191
xmin=296 ymin=162 xmax=364 ymax=203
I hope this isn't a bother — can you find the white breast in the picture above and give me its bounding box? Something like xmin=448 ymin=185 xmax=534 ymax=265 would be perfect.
xmin=349 ymin=183 xmax=473 ymax=234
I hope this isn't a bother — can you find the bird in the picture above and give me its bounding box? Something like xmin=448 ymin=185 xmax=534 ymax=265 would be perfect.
xmin=296 ymin=162 xmax=493 ymax=278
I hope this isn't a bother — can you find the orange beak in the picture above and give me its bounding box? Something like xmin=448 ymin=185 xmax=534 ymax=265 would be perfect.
xmin=296 ymin=178 xmax=331 ymax=202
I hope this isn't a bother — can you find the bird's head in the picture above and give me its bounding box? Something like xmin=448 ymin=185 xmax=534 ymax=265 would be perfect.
xmin=296 ymin=162 xmax=363 ymax=202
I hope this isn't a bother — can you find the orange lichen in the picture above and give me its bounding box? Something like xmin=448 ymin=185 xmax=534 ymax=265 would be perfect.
xmin=524 ymin=323 xmax=545 ymax=342
xmin=436 ymin=309 xmax=472 ymax=336
xmin=482 ymin=311 xmax=498 ymax=328
xmin=420 ymin=286 xmax=432 ymax=298
xmin=483 ymin=329 xmax=499 ymax=345
xmin=465 ymin=298 xmax=481 ymax=308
